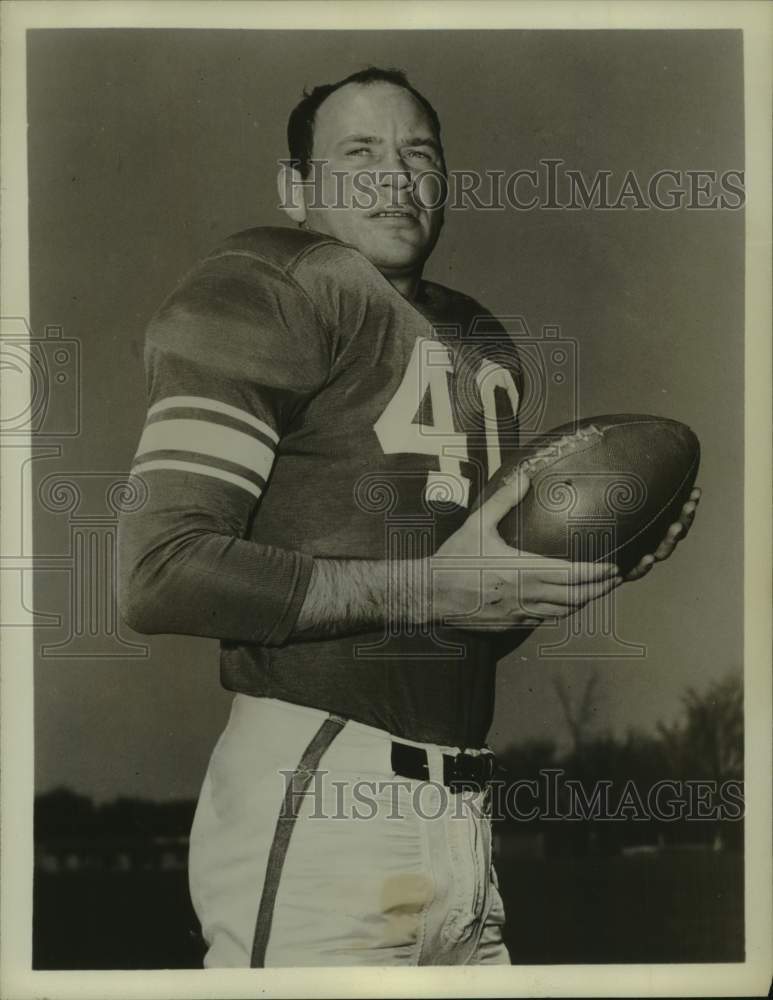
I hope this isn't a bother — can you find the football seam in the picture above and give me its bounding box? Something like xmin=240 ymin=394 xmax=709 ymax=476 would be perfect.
xmin=513 ymin=422 xmax=699 ymax=563
xmin=518 ymin=425 xmax=605 ymax=476
xmin=517 ymin=419 xmax=686 ymax=478
xmin=605 ymin=450 xmax=700 ymax=562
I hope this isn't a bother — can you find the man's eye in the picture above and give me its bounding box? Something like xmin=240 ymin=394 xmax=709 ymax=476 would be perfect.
xmin=406 ymin=149 xmax=431 ymax=160
xmin=347 ymin=147 xmax=371 ymax=156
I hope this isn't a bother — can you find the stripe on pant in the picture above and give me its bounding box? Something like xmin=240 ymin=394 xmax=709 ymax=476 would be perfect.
xmin=250 ymin=712 xmax=348 ymax=967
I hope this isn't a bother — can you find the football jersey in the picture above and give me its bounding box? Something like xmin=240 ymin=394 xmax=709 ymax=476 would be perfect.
xmin=118 ymin=226 xmax=523 ymax=747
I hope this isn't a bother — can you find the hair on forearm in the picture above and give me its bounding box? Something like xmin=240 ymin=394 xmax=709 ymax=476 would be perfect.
xmin=292 ymin=557 xmax=430 ymax=640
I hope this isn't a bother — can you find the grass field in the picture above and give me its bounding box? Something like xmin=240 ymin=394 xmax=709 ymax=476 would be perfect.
xmin=33 ymin=847 xmax=743 ymax=968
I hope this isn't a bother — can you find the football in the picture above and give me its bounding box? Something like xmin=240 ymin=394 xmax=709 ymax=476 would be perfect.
xmin=486 ymin=413 xmax=700 ymax=574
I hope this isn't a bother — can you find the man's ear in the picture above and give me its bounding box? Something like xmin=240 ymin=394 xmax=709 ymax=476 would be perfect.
xmin=277 ymin=162 xmax=307 ymax=224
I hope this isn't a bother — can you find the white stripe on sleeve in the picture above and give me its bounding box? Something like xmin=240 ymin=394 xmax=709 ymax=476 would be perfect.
xmin=136 ymin=419 xmax=275 ymax=481
xmin=147 ymin=396 xmax=279 ymax=444
xmin=131 ymin=460 xmax=262 ymax=499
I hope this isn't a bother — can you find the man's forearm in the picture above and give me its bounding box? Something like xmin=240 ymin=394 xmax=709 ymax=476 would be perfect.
xmin=292 ymin=557 xmax=430 ymax=640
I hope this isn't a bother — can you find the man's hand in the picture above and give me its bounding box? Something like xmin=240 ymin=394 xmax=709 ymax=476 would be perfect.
xmin=428 ymin=470 xmax=622 ymax=631
xmin=623 ymin=487 xmax=702 ymax=582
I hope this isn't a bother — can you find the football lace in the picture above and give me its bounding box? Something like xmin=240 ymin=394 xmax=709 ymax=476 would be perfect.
xmin=518 ymin=424 xmax=604 ymax=477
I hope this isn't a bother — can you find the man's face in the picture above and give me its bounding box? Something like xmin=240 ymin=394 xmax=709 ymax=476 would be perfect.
xmin=302 ymin=82 xmax=446 ymax=279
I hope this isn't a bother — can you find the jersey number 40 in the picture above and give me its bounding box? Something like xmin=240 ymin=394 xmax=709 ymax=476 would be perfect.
xmin=373 ymin=337 xmax=519 ymax=509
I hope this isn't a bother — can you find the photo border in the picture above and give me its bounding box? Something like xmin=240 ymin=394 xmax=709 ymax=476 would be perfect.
xmin=1 ymin=2 xmax=770 ymax=997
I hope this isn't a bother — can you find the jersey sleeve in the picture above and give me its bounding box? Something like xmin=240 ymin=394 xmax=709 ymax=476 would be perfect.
xmin=117 ymin=248 xmax=330 ymax=644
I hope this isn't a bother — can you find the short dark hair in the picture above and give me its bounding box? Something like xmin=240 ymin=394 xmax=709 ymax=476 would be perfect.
xmin=287 ymin=66 xmax=444 ymax=177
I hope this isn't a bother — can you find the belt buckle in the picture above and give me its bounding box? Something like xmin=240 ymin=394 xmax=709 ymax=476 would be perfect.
xmin=446 ymin=750 xmax=496 ymax=791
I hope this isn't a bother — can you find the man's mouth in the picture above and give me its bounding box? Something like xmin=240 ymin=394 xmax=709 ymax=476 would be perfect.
xmin=369 ymin=207 xmax=420 ymax=220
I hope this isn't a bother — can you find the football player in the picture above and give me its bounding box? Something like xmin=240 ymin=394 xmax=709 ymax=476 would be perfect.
xmin=118 ymin=67 xmax=699 ymax=967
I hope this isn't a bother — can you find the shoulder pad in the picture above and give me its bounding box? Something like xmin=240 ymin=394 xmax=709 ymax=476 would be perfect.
xmin=212 ymin=226 xmax=344 ymax=272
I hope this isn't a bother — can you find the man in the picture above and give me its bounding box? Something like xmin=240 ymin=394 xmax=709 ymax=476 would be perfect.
xmin=118 ymin=67 xmax=699 ymax=967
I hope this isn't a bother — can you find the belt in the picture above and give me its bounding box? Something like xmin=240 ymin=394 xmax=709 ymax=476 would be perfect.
xmin=391 ymin=741 xmax=499 ymax=792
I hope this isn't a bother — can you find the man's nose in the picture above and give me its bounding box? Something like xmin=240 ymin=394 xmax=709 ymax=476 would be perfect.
xmin=377 ymin=150 xmax=414 ymax=190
